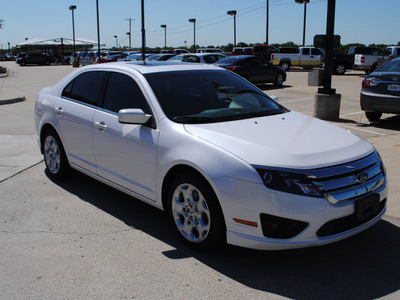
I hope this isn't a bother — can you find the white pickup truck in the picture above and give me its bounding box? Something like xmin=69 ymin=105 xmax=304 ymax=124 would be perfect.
xmin=354 ymin=47 xmax=389 ymax=74
xmin=271 ymin=47 xmax=324 ymax=71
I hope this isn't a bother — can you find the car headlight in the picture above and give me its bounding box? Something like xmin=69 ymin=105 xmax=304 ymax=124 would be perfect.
xmin=254 ymin=167 xmax=322 ymax=197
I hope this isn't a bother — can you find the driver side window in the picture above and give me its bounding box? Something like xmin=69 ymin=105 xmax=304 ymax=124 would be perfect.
xmin=103 ymin=72 xmax=151 ymax=114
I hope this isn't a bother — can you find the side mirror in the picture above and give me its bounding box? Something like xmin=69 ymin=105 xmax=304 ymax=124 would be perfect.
xmin=118 ymin=109 xmax=151 ymax=125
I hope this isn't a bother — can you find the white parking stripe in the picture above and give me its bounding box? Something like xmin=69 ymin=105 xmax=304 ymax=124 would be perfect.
xmin=337 ymin=124 xmax=387 ymax=136
xmin=280 ymin=97 xmax=314 ymax=103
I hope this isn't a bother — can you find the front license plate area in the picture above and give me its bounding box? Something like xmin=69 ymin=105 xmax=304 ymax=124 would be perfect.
xmin=355 ymin=194 xmax=380 ymax=222
xmin=388 ymin=84 xmax=400 ymax=91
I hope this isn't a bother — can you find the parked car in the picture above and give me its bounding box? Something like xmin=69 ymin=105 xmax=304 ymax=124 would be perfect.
xmin=117 ymin=52 xmax=138 ymax=62
xmin=35 ymin=61 xmax=387 ymax=251
xmin=196 ymin=48 xmax=224 ymax=54
xmin=76 ymin=51 xmax=88 ymax=66
xmin=125 ymin=53 xmax=153 ymax=61
xmin=16 ymin=53 xmax=51 ymax=66
xmin=146 ymin=54 xmax=176 ymax=61
xmin=252 ymin=45 xmax=278 ymax=61
xmin=170 ymin=53 xmax=226 ymax=64
xmin=231 ymin=47 xmax=253 ymax=56
xmin=332 ymin=46 xmax=377 ymax=75
xmin=360 ymin=57 xmax=400 ymax=122
xmin=354 ymin=47 xmax=389 ymax=74
xmin=215 ymin=55 xmax=286 ymax=86
xmin=377 ymin=46 xmax=400 ymax=67
xmin=98 ymin=51 xmax=122 ymax=63
xmin=271 ymin=47 xmax=324 ymax=71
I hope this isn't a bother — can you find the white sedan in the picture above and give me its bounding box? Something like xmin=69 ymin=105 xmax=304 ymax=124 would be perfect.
xmin=34 ymin=62 xmax=387 ymax=250
xmin=167 ymin=53 xmax=226 ymax=64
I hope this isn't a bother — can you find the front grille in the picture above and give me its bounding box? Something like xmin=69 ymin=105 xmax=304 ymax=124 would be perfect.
xmin=306 ymin=151 xmax=385 ymax=204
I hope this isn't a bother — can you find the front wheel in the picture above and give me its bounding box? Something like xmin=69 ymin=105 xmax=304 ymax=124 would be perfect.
xmin=43 ymin=129 xmax=71 ymax=179
xmin=167 ymin=172 xmax=226 ymax=250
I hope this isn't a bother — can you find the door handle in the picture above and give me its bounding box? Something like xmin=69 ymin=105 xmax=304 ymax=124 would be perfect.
xmin=94 ymin=121 xmax=108 ymax=131
xmin=55 ymin=107 xmax=63 ymax=116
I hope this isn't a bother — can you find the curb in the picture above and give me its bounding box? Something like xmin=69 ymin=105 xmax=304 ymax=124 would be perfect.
xmin=0 ymin=96 xmax=26 ymax=105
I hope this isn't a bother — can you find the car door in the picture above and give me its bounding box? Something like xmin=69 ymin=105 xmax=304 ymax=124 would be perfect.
xmin=56 ymin=71 xmax=107 ymax=173
xmin=244 ymin=57 xmax=275 ymax=83
xmin=92 ymin=71 xmax=159 ymax=201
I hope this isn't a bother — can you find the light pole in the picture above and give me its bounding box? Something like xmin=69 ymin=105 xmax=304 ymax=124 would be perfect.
xmin=227 ymin=10 xmax=237 ymax=47
xmin=189 ymin=19 xmax=196 ymax=52
xmin=295 ymin=0 xmax=309 ymax=46
xmin=96 ymin=0 xmax=101 ymax=63
xmin=114 ymin=35 xmax=118 ymax=49
xmin=266 ymin=0 xmax=269 ymax=44
xmin=125 ymin=18 xmax=134 ymax=50
xmin=69 ymin=5 xmax=78 ymax=67
xmin=7 ymin=42 xmax=10 ymax=52
xmin=160 ymin=25 xmax=167 ymax=49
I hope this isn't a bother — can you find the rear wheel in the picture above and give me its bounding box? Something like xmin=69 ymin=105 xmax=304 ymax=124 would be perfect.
xmin=365 ymin=111 xmax=382 ymax=122
xmin=280 ymin=61 xmax=290 ymax=71
xmin=334 ymin=64 xmax=346 ymax=75
xmin=273 ymin=73 xmax=284 ymax=87
xmin=167 ymin=172 xmax=226 ymax=250
xmin=43 ymin=129 xmax=71 ymax=179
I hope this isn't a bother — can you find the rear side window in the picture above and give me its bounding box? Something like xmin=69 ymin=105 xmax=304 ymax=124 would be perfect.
xmin=103 ymin=72 xmax=151 ymax=114
xmin=302 ymin=48 xmax=310 ymax=55
xmin=61 ymin=71 xmax=106 ymax=106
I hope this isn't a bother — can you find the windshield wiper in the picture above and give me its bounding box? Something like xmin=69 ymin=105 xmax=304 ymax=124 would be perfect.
xmin=172 ymin=115 xmax=220 ymax=124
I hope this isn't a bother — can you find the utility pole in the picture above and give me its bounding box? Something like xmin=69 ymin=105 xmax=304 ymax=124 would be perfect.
xmin=125 ymin=18 xmax=134 ymax=50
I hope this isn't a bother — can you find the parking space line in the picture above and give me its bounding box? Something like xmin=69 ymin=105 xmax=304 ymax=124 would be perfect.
xmin=340 ymin=111 xmax=363 ymax=116
xmin=337 ymin=124 xmax=387 ymax=136
xmin=280 ymin=97 xmax=314 ymax=103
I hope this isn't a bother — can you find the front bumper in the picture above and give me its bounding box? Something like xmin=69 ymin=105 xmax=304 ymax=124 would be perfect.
xmin=212 ymin=172 xmax=387 ymax=251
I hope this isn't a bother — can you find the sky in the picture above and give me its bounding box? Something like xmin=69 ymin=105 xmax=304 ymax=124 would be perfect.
xmin=0 ymin=0 xmax=399 ymax=50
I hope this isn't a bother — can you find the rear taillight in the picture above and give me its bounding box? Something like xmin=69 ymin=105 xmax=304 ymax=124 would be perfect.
xmin=227 ymin=66 xmax=236 ymax=71
xmin=389 ymin=56 xmax=394 ymax=61
xmin=362 ymin=79 xmax=378 ymax=88
xmin=271 ymin=54 xmax=275 ymax=60
xmin=360 ymin=56 xmax=365 ymax=63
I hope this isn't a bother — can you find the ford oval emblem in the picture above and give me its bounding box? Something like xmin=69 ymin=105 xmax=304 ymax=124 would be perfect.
xmin=356 ymin=172 xmax=369 ymax=183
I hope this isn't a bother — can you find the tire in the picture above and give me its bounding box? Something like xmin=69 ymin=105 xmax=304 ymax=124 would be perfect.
xmin=280 ymin=61 xmax=290 ymax=71
xmin=167 ymin=172 xmax=226 ymax=250
xmin=273 ymin=73 xmax=284 ymax=87
xmin=45 ymin=60 xmax=50 ymax=65
xmin=334 ymin=64 xmax=346 ymax=75
xmin=365 ymin=111 xmax=382 ymax=122
xmin=20 ymin=61 xmax=26 ymax=66
xmin=43 ymin=129 xmax=71 ymax=179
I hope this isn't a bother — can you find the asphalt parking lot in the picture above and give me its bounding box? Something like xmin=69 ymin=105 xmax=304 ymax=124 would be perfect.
xmin=1 ymin=61 xmax=400 ymax=299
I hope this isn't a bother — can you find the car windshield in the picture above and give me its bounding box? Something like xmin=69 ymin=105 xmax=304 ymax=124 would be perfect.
xmin=376 ymin=59 xmax=400 ymax=72
xmin=145 ymin=70 xmax=286 ymax=124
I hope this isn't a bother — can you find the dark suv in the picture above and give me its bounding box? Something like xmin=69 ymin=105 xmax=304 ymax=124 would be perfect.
xmin=16 ymin=53 xmax=51 ymax=66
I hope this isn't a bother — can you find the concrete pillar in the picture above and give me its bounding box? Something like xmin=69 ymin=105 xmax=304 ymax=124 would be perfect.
xmin=313 ymin=93 xmax=341 ymax=121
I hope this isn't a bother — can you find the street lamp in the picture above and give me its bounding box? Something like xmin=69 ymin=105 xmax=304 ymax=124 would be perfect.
xmin=295 ymin=0 xmax=309 ymax=46
xmin=160 ymin=25 xmax=167 ymax=49
xmin=227 ymin=10 xmax=237 ymax=47
xmin=69 ymin=5 xmax=78 ymax=67
xmin=266 ymin=0 xmax=269 ymax=44
xmin=125 ymin=18 xmax=134 ymax=50
xmin=188 ymin=18 xmax=196 ymax=52
xmin=113 ymin=35 xmax=118 ymax=49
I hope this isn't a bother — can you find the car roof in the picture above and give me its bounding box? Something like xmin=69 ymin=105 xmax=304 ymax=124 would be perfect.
xmin=80 ymin=61 xmax=221 ymax=75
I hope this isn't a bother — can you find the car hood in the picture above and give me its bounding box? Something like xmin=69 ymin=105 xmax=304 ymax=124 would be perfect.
xmin=184 ymin=111 xmax=373 ymax=169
